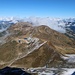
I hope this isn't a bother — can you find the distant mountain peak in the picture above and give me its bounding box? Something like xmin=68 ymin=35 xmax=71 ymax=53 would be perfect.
xmin=0 ymin=17 xmax=75 ymax=39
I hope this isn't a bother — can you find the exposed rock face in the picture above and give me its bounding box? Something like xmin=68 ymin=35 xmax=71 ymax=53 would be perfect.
xmin=0 ymin=22 xmax=75 ymax=68
xmin=65 ymin=21 xmax=75 ymax=39
xmin=0 ymin=67 xmax=31 ymax=75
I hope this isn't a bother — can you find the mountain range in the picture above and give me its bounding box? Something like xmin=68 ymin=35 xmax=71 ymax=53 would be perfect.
xmin=0 ymin=17 xmax=75 ymax=39
xmin=0 ymin=22 xmax=75 ymax=69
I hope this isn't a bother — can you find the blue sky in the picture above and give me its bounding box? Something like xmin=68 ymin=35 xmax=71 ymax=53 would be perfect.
xmin=0 ymin=0 xmax=75 ymax=18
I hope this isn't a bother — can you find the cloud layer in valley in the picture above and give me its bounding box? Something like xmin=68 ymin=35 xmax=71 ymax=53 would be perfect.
xmin=1 ymin=16 xmax=75 ymax=33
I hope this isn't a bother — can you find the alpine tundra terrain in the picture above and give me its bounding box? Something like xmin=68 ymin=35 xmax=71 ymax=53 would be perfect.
xmin=0 ymin=22 xmax=75 ymax=70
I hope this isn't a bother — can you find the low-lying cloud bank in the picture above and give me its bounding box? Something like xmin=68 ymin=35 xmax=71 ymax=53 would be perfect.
xmin=21 ymin=17 xmax=67 ymax=33
xmin=0 ymin=16 xmax=75 ymax=33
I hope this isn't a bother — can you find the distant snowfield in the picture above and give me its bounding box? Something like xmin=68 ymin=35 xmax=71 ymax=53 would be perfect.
xmin=29 ymin=68 xmax=75 ymax=75
xmin=38 ymin=71 xmax=54 ymax=75
xmin=61 ymin=68 xmax=75 ymax=75
xmin=61 ymin=54 xmax=75 ymax=63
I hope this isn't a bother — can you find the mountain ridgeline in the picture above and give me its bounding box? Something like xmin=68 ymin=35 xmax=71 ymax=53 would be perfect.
xmin=0 ymin=22 xmax=75 ymax=69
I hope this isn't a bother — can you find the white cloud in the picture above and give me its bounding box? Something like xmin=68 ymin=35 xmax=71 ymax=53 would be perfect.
xmin=25 ymin=17 xmax=66 ymax=33
xmin=1 ymin=16 xmax=75 ymax=33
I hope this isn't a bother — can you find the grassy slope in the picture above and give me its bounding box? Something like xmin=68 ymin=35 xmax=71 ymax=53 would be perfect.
xmin=0 ymin=23 xmax=75 ymax=68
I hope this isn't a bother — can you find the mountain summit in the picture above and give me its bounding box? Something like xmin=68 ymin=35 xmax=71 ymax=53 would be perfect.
xmin=0 ymin=17 xmax=75 ymax=37
xmin=0 ymin=22 xmax=75 ymax=68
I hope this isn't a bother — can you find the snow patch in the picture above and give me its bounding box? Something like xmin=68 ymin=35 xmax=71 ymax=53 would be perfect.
xmin=61 ymin=54 xmax=75 ymax=63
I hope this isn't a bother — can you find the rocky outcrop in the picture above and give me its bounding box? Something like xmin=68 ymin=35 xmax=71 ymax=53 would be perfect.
xmin=0 ymin=67 xmax=31 ymax=75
